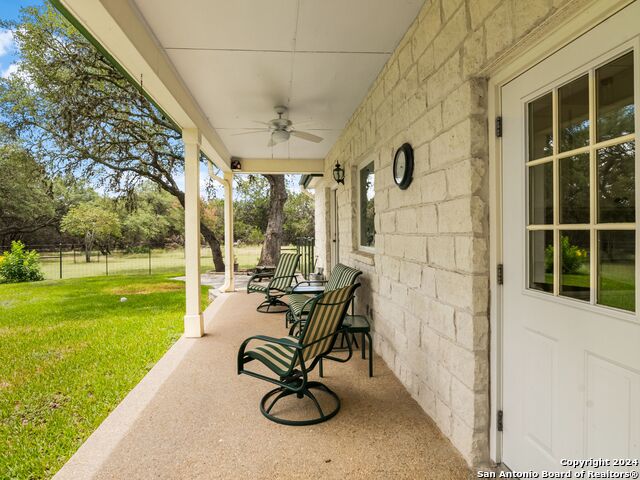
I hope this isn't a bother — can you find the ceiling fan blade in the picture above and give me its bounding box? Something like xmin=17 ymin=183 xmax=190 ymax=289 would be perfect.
xmin=290 ymin=130 xmax=324 ymax=143
xmin=267 ymin=136 xmax=276 ymax=147
xmin=230 ymin=129 xmax=268 ymax=136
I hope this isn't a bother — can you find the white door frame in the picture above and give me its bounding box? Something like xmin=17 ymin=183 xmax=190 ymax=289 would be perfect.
xmin=329 ymin=185 xmax=340 ymax=271
xmin=486 ymin=0 xmax=635 ymax=463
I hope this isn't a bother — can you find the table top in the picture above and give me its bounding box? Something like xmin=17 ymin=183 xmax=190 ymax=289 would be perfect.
xmin=290 ymin=284 xmax=325 ymax=294
xmin=343 ymin=315 xmax=371 ymax=332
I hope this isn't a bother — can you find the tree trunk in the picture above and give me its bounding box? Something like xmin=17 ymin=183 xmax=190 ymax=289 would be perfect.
xmin=259 ymin=175 xmax=288 ymax=266
xmin=173 ymin=189 xmax=225 ymax=272
xmin=201 ymin=222 xmax=225 ymax=272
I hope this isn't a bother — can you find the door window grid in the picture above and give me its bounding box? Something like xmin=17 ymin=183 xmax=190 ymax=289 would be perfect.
xmin=525 ymin=51 xmax=636 ymax=312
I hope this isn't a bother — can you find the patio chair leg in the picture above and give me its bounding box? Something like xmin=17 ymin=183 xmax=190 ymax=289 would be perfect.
xmin=259 ymin=381 xmax=340 ymax=426
xmin=265 ymin=389 xmax=292 ymax=414
xmin=365 ymin=332 xmax=373 ymax=377
xmin=361 ymin=332 xmax=366 ymax=359
xmin=304 ymin=387 xmax=325 ymax=418
xmin=319 ymin=358 xmax=323 ymax=378
xmin=256 ymin=298 xmax=289 ymax=314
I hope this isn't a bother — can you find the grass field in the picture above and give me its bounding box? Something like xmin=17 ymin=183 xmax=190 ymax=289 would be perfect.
xmin=537 ymin=262 xmax=635 ymax=311
xmin=36 ymin=245 xmax=277 ymax=280
xmin=0 ymin=274 xmax=209 ymax=479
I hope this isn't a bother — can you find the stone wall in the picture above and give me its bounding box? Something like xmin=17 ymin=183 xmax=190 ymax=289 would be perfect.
xmin=315 ymin=0 xmax=575 ymax=466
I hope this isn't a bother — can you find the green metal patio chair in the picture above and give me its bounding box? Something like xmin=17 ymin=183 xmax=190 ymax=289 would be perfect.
xmin=237 ymin=283 xmax=360 ymax=426
xmin=284 ymin=263 xmax=362 ymax=326
xmin=247 ymin=252 xmax=300 ymax=313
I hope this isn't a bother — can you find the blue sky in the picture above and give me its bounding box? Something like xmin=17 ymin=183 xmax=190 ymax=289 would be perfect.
xmin=0 ymin=0 xmax=42 ymax=78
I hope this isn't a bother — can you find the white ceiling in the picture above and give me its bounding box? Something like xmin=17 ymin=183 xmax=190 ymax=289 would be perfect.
xmin=133 ymin=0 xmax=425 ymax=159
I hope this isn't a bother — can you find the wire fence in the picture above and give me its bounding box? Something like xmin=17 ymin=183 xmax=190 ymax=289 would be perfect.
xmin=1 ymin=241 xmax=316 ymax=281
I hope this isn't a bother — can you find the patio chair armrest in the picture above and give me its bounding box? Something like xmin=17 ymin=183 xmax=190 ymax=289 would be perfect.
xmin=247 ymin=272 xmax=274 ymax=286
xmin=266 ymin=275 xmax=299 ymax=292
xmin=237 ymin=335 xmax=301 ymax=374
xmin=240 ymin=334 xmax=301 ymax=352
xmin=288 ymin=318 xmax=303 ymax=336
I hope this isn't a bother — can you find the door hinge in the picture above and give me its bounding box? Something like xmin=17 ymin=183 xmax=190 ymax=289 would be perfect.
xmin=497 ymin=410 xmax=504 ymax=432
xmin=497 ymin=264 xmax=504 ymax=285
xmin=496 ymin=116 xmax=503 ymax=138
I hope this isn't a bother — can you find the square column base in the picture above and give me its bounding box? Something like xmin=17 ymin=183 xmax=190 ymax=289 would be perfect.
xmin=183 ymin=313 xmax=204 ymax=337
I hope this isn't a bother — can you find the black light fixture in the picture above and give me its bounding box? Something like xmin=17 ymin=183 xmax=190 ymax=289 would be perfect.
xmin=332 ymin=161 xmax=345 ymax=185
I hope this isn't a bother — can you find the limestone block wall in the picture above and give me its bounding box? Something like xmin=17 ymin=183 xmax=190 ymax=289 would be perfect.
xmin=314 ymin=0 xmax=578 ymax=466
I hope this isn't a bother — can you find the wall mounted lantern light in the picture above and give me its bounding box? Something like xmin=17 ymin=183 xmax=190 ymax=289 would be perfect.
xmin=332 ymin=161 xmax=345 ymax=185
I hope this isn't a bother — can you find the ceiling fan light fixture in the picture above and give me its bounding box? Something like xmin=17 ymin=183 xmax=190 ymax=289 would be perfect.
xmin=271 ymin=129 xmax=290 ymax=145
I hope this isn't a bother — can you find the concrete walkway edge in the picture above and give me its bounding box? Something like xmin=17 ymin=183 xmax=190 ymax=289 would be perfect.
xmin=53 ymin=295 xmax=232 ymax=480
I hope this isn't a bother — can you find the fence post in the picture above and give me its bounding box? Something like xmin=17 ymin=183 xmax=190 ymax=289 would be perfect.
xmin=59 ymin=243 xmax=63 ymax=279
xmin=105 ymin=251 xmax=109 ymax=276
xmin=148 ymin=246 xmax=152 ymax=275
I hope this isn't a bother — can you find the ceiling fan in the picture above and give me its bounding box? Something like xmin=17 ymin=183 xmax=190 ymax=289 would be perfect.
xmin=232 ymin=106 xmax=324 ymax=147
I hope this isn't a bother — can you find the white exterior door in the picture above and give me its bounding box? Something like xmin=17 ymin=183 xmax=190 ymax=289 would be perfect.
xmin=502 ymin=2 xmax=640 ymax=472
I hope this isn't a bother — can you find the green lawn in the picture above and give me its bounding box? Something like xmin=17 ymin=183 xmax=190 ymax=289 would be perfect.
xmin=539 ymin=262 xmax=635 ymax=311
xmin=36 ymin=244 xmax=288 ymax=280
xmin=0 ymin=274 xmax=209 ymax=479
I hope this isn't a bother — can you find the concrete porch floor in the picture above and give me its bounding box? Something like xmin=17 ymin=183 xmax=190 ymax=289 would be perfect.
xmin=54 ymin=293 xmax=471 ymax=480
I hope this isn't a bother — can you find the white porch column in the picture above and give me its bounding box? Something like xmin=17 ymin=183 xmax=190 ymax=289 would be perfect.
xmin=220 ymin=171 xmax=235 ymax=292
xmin=183 ymin=128 xmax=204 ymax=337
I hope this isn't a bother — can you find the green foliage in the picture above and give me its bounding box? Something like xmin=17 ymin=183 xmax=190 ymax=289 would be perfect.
xmin=0 ymin=241 xmax=44 ymax=283
xmin=0 ymin=4 xmax=226 ymax=270
xmin=118 ymin=184 xmax=183 ymax=246
xmin=283 ymin=191 xmax=314 ymax=243
xmin=233 ymin=175 xmax=270 ymax=234
xmin=544 ymin=236 xmax=588 ymax=274
xmin=60 ymin=201 xmax=121 ymax=258
xmin=0 ymin=143 xmax=56 ymax=239
xmin=234 ymin=221 xmax=263 ymax=245
xmin=0 ymin=6 xmax=311 ymax=258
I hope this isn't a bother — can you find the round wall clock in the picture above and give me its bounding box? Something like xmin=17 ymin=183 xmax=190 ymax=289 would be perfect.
xmin=393 ymin=143 xmax=414 ymax=190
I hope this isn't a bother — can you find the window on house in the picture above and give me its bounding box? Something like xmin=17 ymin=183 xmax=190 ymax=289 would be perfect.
xmin=526 ymin=51 xmax=636 ymax=312
xmin=359 ymin=161 xmax=375 ymax=249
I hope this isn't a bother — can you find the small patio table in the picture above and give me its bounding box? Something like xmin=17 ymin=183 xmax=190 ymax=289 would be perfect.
xmin=342 ymin=315 xmax=373 ymax=377
xmin=289 ymin=284 xmax=325 ymax=295
xmin=319 ymin=314 xmax=373 ymax=378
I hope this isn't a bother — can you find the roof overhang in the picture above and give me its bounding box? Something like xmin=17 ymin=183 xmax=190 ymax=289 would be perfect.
xmin=54 ymin=0 xmax=424 ymax=174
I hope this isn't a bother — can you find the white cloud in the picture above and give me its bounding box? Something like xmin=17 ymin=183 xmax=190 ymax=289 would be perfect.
xmin=0 ymin=30 xmax=15 ymax=57
xmin=1 ymin=63 xmax=18 ymax=79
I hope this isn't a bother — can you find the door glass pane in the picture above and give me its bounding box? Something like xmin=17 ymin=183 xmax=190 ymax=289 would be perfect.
xmin=596 ymin=52 xmax=635 ymax=142
xmin=559 ymin=75 xmax=590 ymax=152
xmin=559 ymin=230 xmax=590 ymax=301
xmin=598 ymin=230 xmax=635 ymax=312
xmin=528 ymin=93 xmax=553 ymax=161
xmin=597 ymin=141 xmax=635 ymax=223
xmin=529 ymin=162 xmax=553 ymax=225
xmin=559 ymin=153 xmax=589 ymax=224
xmin=529 ymin=230 xmax=554 ymax=293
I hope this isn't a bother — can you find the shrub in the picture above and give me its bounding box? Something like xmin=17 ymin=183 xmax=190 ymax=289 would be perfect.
xmin=544 ymin=236 xmax=588 ymax=274
xmin=0 ymin=241 xmax=45 ymax=283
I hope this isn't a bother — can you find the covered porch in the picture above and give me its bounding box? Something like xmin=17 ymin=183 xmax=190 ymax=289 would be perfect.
xmin=48 ymin=0 xmax=640 ymax=474
xmin=53 ymin=293 xmax=470 ymax=479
